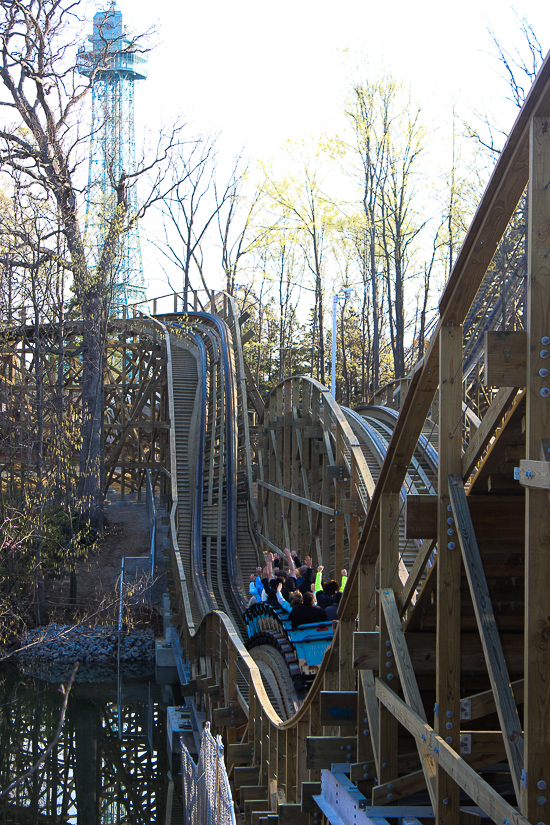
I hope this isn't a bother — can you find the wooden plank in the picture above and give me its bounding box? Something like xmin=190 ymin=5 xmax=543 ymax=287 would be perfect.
xmin=244 ymin=798 xmax=270 ymax=814
xmin=301 ymin=782 xmax=322 ymax=813
xmin=449 ymin=474 xmax=523 ymax=801
xmin=372 ymin=769 xmax=425 ymax=805
xmin=256 ymin=478 xmax=335 ymax=516
xmin=380 ymin=590 xmax=436 ymax=809
xmin=404 ymin=495 xmax=525 ymax=541
xmin=227 ymin=742 xmax=254 ymax=764
xmin=326 ymin=464 xmax=351 ymax=479
xmin=234 ymin=766 xmax=260 ymax=789
xmin=371 ymin=736 xmax=513 ymax=805
xmin=353 ymin=631 xmax=525 ymax=674
xmin=319 ymin=691 xmax=357 ymax=726
xmin=241 ymin=786 xmax=269 ymax=802
xmin=375 ymin=679 xmax=531 ymax=825
xmin=484 ymin=330 xmax=527 ymax=387
xmin=338 ymin=498 xmax=363 ymax=515
xmin=460 ymin=680 xmax=524 ymax=722
xmin=524 ymin=114 xmax=550 ymax=820
xmin=350 ymin=752 xmax=420 ymax=784
xmin=243 ymin=357 xmax=265 ymax=417
xmin=277 ymin=804 xmax=310 ymax=824
xmin=518 ymin=458 xmax=550 ymax=489
xmin=306 ymin=736 xmax=357 ymax=770
xmin=213 ymin=704 xmax=248 ymax=727
xmin=461 ymin=388 xmax=521 ymax=480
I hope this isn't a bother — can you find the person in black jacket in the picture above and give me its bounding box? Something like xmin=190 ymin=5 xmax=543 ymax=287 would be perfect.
xmin=296 ymin=556 xmax=314 ymax=595
xmin=289 ymin=591 xmax=328 ymax=629
xmin=316 ymin=579 xmax=341 ymax=609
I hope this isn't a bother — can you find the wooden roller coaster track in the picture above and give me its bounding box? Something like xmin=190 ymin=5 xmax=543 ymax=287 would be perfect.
xmin=156 ymin=48 xmax=550 ymax=825
xmin=2 ymin=46 xmax=550 ymax=825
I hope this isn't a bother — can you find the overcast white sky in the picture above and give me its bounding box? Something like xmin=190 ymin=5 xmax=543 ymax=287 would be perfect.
xmin=112 ymin=0 xmax=550 ymax=156
xmin=80 ymin=0 xmax=550 ymax=297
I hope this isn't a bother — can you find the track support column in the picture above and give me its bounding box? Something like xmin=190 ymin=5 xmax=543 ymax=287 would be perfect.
xmin=378 ymin=491 xmax=399 ymax=783
xmin=523 ymin=115 xmax=550 ymax=818
xmin=436 ymin=323 xmax=462 ymax=824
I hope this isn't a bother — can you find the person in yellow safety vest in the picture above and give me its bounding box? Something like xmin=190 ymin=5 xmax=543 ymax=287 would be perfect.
xmin=314 ymin=566 xmax=348 ymax=593
xmin=314 ymin=566 xmax=348 ymax=610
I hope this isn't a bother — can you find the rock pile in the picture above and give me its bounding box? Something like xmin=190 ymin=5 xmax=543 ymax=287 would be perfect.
xmin=15 ymin=624 xmax=155 ymax=682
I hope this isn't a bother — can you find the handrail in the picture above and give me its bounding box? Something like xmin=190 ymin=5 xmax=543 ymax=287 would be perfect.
xmin=166 ymin=320 xmax=215 ymax=617
xmin=261 ymin=372 xmax=377 ymax=513
xmin=178 ymin=311 xmax=244 ymax=612
xmin=137 ymin=312 xmax=199 ymax=635
xmin=210 ymin=292 xmax=260 ymax=520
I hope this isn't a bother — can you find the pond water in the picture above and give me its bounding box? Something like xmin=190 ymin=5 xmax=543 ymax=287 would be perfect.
xmin=0 ymin=665 xmax=170 ymax=824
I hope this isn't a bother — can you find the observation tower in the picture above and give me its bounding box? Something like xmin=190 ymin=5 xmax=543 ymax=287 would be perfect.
xmin=78 ymin=2 xmax=147 ymax=307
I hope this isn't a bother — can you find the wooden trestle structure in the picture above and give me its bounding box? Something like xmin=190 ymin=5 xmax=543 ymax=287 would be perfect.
xmin=157 ymin=52 xmax=550 ymax=825
xmin=2 ymin=49 xmax=550 ymax=825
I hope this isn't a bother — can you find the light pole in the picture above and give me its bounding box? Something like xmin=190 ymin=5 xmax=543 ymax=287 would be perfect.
xmin=331 ymin=288 xmax=353 ymax=398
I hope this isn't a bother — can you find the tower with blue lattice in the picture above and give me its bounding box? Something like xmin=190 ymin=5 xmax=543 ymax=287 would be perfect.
xmin=78 ymin=2 xmax=147 ymax=308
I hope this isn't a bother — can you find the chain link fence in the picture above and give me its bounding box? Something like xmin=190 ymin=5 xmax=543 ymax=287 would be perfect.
xmin=180 ymin=722 xmax=236 ymax=825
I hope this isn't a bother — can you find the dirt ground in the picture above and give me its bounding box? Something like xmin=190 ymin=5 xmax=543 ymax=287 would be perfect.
xmin=46 ymin=500 xmax=153 ymax=624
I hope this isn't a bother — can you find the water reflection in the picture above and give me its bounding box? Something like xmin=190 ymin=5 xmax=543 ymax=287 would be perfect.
xmin=0 ymin=667 xmax=168 ymax=824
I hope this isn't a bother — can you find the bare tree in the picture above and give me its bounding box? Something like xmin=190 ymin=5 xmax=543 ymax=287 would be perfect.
xmin=346 ymin=79 xmax=392 ymax=391
xmin=262 ymin=145 xmax=333 ymax=385
xmin=0 ymin=1 xmax=184 ymax=528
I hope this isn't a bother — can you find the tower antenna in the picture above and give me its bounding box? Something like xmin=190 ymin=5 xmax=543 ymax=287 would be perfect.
xmin=78 ymin=2 xmax=148 ymax=309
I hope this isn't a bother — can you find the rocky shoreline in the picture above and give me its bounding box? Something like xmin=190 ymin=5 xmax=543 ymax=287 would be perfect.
xmin=14 ymin=623 xmax=155 ymax=682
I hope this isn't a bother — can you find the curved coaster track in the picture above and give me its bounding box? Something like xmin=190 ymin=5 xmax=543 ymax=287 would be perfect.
xmin=2 ymin=52 xmax=550 ymax=825
xmin=149 ymin=52 xmax=550 ymax=825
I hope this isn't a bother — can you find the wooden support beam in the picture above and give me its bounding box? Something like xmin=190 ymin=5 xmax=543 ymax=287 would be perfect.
xmin=360 ymin=670 xmax=380 ymax=778
xmin=461 ymin=388 xmax=522 ymax=481
xmin=325 ymin=464 xmax=350 ymax=479
xmin=213 ymin=704 xmax=248 ymax=728
xmin=380 ymin=589 xmax=437 ymax=808
xmin=460 ymin=680 xmax=524 ymax=722
xmin=375 ymin=679 xmax=530 ymax=825
xmin=398 ymin=539 xmax=437 ymax=615
xmin=484 ymin=330 xmax=527 ymax=387
xmin=350 ymin=752 xmax=420 ymax=784
xmin=518 ymin=458 xmax=550 ymax=489
xmin=228 ymin=742 xmax=255 ymax=764
xmin=256 ymin=478 xmax=335 ymax=516
xmin=241 ymin=786 xmax=269 ymax=802
xmin=378 ymin=492 xmax=400 ymax=786
xmin=371 ymin=734 xmax=513 ymax=806
xmin=437 ymin=323 xmax=463 ymax=823
xmin=301 ymin=782 xmax=322 ymax=813
xmin=353 ymin=630 xmax=525 ymax=674
xmin=234 ymin=766 xmax=260 ymax=789
xmin=448 ymin=474 xmax=524 ymax=802
xmin=337 ymin=497 xmax=363 ymax=515
xmin=319 ymin=691 xmax=357 ymax=726
xmin=523 ymin=113 xmax=550 ymax=820
xmin=353 ymin=632 xmax=380 ymax=669
xmin=372 ymin=768 xmax=425 ymax=805
xmin=277 ymin=804 xmax=310 ymax=824
xmin=404 ymin=495 xmax=525 ymax=541
xmin=306 ymin=736 xmax=357 ymax=770
xmin=244 ymin=798 xmax=270 ymax=815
